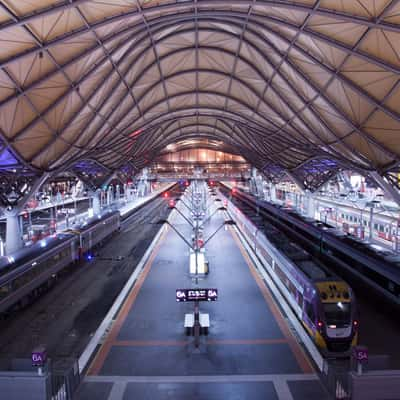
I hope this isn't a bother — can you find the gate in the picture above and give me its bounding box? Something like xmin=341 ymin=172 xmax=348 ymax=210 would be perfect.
xmin=321 ymin=360 xmax=351 ymax=400
xmin=50 ymin=358 xmax=80 ymax=400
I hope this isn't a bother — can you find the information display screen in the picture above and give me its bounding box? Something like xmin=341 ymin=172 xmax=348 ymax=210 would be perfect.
xmin=176 ymin=288 xmax=218 ymax=302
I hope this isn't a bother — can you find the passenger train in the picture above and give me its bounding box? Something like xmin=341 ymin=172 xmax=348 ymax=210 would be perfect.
xmin=0 ymin=211 xmax=120 ymax=314
xmin=275 ymin=188 xmax=398 ymax=244
xmin=217 ymin=186 xmax=358 ymax=354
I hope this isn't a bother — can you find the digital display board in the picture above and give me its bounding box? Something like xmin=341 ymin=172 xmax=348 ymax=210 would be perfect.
xmin=176 ymin=288 xmax=218 ymax=302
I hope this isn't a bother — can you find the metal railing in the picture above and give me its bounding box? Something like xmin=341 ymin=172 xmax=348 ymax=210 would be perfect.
xmin=50 ymin=358 xmax=80 ymax=400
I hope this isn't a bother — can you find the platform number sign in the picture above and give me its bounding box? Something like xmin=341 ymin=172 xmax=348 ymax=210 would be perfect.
xmin=352 ymin=346 xmax=368 ymax=364
xmin=32 ymin=347 xmax=47 ymax=367
xmin=176 ymin=288 xmax=218 ymax=302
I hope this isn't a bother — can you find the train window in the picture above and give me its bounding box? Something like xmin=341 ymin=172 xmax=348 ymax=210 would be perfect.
xmin=297 ymin=293 xmax=303 ymax=308
xmin=374 ymin=223 xmax=378 ymax=230
xmin=305 ymin=301 xmax=315 ymax=323
xmin=323 ymin=302 xmax=351 ymax=328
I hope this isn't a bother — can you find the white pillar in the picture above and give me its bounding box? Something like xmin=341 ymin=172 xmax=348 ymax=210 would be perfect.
xmin=369 ymin=206 xmax=374 ymax=240
xmin=116 ymin=185 xmax=120 ymax=201
xmin=5 ymin=209 xmax=23 ymax=255
xmin=123 ymin=184 xmax=128 ymax=201
xmin=107 ymin=187 xmax=113 ymax=205
xmin=306 ymin=192 xmax=315 ymax=219
xmin=270 ymin=184 xmax=276 ymax=203
xmin=92 ymin=190 xmax=101 ymax=215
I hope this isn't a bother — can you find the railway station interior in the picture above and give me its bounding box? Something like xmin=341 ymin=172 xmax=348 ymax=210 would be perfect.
xmin=1 ymin=1 xmax=400 ymax=400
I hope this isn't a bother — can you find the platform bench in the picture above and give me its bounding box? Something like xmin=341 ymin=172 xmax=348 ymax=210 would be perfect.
xmin=184 ymin=313 xmax=210 ymax=336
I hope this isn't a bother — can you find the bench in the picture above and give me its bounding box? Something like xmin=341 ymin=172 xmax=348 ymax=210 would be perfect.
xmin=184 ymin=313 xmax=210 ymax=336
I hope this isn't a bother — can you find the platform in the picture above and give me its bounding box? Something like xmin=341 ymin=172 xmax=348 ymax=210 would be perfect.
xmin=75 ymin=204 xmax=330 ymax=400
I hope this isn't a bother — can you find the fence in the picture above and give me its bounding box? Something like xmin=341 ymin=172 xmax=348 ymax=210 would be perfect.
xmin=321 ymin=360 xmax=351 ymax=399
xmin=50 ymin=358 xmax=81 ymax=400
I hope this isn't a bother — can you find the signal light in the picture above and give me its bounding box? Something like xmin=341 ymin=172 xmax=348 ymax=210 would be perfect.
xmin=353 ymin=320 xmax=358 ymax=327
xmin=317 ymin=321 xmax=323 ymax=328
xmin=168 ymin=199 xmax=175 ymax=208
xmin=185 ymin=181 xmax=189 ymax=186
xmin=232 ymin=187 xmax=237 ymax=194
xmin=163 ymin=192 xmax=169 ymax=198
xmin=87 ymin=253 xmax=94 ymax=261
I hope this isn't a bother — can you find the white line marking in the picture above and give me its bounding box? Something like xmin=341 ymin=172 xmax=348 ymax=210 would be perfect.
xmin=273 ymin=376 xmax=295 ymax=400
xmin=78 ymin=203 xmax=171 ymax=373
xmin=107 ymin=382 xmax=127 ymax=400
xmin=85 ymin=374 xmax=318 ymax=384
xmin=231 ymin=223 xmax=324 ymax=372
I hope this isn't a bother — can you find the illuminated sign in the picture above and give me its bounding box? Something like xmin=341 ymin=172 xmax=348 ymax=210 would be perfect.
xmin=176 ymin=288 xmax=218 ymax=302
xmin=352 ymin=346 xmax=368 ymax=364
xmin=32 ymin=346 xmax=47 ymax=367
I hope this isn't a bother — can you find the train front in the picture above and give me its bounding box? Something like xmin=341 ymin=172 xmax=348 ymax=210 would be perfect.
xmin=315 ymin=281 xmax=358 ymax=354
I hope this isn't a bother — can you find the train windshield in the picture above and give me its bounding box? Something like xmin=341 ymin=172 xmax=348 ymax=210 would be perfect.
xmin=323 ymin=302 xmax=351 ymax=327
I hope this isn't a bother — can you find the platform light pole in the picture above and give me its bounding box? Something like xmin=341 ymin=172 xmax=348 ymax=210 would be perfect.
xmin=158 ymin=195 xmax=235 ymax=349
xmin=369 ymin=199 xmax=381 ymax=241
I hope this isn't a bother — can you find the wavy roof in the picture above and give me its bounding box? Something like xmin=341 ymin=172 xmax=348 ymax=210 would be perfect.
xmin=0 ymin=0 xmax=399 ymax=182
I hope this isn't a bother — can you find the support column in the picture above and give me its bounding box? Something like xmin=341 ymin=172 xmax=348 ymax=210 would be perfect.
xmin=306 ymin=192 xmax=315 ymax=219
xmin=5 ymin=209 xmax=23 ymax=255
xmin=369 ymin=171 xmax=400 ymax=206
xmin=107 ymin=187 xmax=113 ymax=205
xmin=92 ymin=189 xmax=101 ymax=215
xmin=123 ymin=183 xmax=128 ymax=201
xmin=116 ymin=185 xmax=121 ymax=202
xmin=270 ymin=184 xmax=276 ymax=203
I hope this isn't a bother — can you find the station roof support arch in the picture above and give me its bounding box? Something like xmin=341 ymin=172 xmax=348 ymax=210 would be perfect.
xmin=0 ymin=1 xmax=399 ymax=204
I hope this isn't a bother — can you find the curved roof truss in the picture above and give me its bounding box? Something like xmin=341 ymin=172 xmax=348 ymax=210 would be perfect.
xmin=0 ymin=0 xmax=399 ymax=191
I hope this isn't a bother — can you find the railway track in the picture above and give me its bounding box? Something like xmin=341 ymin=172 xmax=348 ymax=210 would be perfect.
xmin=220 ymin=184 xmax=400 ymax=368
xmin=0 ymin=196 xmax=172 ymax=365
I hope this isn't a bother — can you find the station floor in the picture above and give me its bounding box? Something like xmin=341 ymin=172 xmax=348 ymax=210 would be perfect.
xmin=75 ymin=204 xmax=331 ymax=400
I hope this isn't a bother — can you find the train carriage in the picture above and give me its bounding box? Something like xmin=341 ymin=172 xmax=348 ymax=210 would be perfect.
xmin=0 ymin=233 xmax=77 ymax=313
xmin=0 ymin=211 xmax=121 ymax=315
xmin=220 ymin=186 xmax=358 ymax=355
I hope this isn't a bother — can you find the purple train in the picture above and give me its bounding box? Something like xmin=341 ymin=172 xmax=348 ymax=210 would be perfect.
xmin=0 ymin=211 xmax=120 ymax=314
xmin=222 ymin=190 xmax=358 ymax=354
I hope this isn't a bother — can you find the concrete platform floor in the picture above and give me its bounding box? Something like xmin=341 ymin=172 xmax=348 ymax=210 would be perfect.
xmin=76 ymin=206 xmax=331 ymax=400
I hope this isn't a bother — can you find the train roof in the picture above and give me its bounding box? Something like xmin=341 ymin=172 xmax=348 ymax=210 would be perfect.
xmin=296 ymin=260 xmax=329 ymax=281
xmin=70 ymin=209 xmax=119 ymax=232
xmin=270 ymin=236 xmax=336 ymax=282
xmin=0 ymin=233 xmax=75 ymax=277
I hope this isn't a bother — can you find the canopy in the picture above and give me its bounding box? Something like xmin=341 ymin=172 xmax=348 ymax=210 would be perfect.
xmin=0 ymin=0 xmax=399 ymax=182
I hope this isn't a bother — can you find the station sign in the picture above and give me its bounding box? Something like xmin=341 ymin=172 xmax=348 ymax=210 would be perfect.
xmin=176 ymin=288 xmax=218 ymax=302
xmin=352 ymin=346 xmax=368 ymax=364
xmin=32 ymin=346 xmax=47 ymax=367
